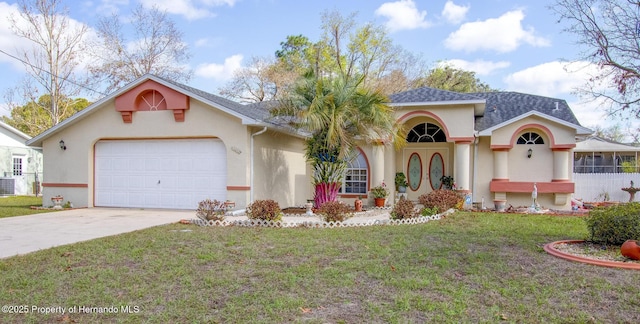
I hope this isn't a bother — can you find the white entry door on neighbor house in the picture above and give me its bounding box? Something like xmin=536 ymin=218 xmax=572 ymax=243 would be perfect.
xmin=11 ymin=155 xmax=27 ymax=195
xmin=94 ymin=139 xmax=227 ymax=209
xmin=404 ymin=148 xmax=449 ymax=201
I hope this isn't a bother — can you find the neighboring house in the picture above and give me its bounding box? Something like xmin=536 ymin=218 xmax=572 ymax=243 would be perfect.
xmin=574 ymin=135 xmax=639 ymax=173
xmin=573 ymin=135 xmax=640 ymax=202
xmin=26 ymin=74 xmax=591 ymax=210
xmin=0 ymin=121 xmax=43 ymax=196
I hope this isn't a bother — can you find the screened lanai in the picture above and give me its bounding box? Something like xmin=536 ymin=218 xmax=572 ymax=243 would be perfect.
xmin=574 ymin=136 xmax=640 ymax=173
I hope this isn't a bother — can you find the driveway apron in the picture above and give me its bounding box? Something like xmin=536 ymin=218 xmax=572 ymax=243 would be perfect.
xmin=0 ymin=208 xmax=193 ymax=259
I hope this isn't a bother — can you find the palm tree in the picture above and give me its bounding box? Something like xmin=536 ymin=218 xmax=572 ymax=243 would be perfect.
xmin=273 ymin=71 xmax=405 ymax=207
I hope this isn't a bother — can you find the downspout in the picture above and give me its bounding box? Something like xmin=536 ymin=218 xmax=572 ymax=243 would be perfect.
xmin=250 ymin=127 xmax=268 ymax=203
xmin=472 ymin=131 xmax=479 ymax=207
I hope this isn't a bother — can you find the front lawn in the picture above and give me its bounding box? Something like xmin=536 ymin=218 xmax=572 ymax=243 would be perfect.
xmin=0 ymin=196 xmax=53 ymax=218
xmin=1 ymin=212 xmax=639 ymax=323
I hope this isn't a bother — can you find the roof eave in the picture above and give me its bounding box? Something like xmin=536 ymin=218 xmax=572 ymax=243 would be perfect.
xmin=390 ymin=99 xmax=486 ymax=108
xmin=477 ymin=110 xmax=593 ymax=136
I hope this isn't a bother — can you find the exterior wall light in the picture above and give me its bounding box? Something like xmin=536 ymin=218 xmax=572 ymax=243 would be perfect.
xmin=527 ymin=148 xmax=532 ymax=158
xmin=59 ymin=140 xmax=66 ymax=150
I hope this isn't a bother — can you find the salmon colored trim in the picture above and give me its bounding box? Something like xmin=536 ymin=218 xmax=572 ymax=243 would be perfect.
xmin=551 ymin=179 xmax=571 ymax=182
xmin=115 ymin=79 xmax=190 ymax=123
xmin=227 ymin=186 xmax=250 ymax=191
xmin=490 ymin=124 xmax=576 ymax=150
xmin=491 ymin=178 xmax=509 ymax=182
xmin=396 ymin=111 xmax=451 ymax=141
xmin=490 ymin=181 xmax=574 ymax=193
xmin=338 ymin=194 xmax=364 ymax=198
xmin=42 ymin=183 xmax=88 ymax=188
xmin=552 ymin=145 xmax=575 ymax=151
xmin=451 ymin=137 xmax=475 ymax=144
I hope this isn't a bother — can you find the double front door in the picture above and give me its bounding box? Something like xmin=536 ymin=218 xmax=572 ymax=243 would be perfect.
xmin=403 ymin=148 xmax=450 ymax=201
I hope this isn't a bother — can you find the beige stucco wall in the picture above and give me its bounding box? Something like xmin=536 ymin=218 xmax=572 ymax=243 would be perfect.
xmin=252 ymin=130 xmax=311 ymax=208
xmin=42 ymin=98 xmax=252 ymax=208
xmin=490 ymin=115 xmax=576 ymax=147
xmin=395 ymin=104 xmax=476 ymax=139
xmin=480 ymin=116 xmax=576 ymax=209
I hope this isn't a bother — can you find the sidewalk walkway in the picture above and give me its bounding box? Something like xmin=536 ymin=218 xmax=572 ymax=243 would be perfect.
xmin=0 ymin=208 xmax=192 ymax=259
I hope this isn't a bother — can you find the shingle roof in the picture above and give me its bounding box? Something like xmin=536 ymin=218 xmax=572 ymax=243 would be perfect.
xmin=471 ymin=91 xmax=582 ymax=131
xmin=389 ymin=87 xmax=483 ymax=103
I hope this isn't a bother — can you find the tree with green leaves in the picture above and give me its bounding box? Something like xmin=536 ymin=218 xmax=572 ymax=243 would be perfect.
xmin=273 ymin=71 xmax=405 ymax=207
xmin=421 ymin=65 xmax=496 ymax=93
xmin=219 ymin=10 xmax=426 ymax=102
xmin=2 ymin=95 xmax=90 ymax=136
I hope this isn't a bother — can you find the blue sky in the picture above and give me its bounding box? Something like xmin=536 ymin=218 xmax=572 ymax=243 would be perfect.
xmin=0 ymin=0 xmax=636 ymax=132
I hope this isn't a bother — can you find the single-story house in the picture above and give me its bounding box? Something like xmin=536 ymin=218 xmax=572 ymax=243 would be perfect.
xmin=26 ymin=74 xmax=591 ymax=210
xmin=0 ymin=121 xmax=43 ymax=196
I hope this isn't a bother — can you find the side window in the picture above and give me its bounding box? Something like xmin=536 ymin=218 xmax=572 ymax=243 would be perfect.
xmin=12 ymin=156 xmax=24 ymax=176
xmin=340 ymin=151 xmax=368 ymax=194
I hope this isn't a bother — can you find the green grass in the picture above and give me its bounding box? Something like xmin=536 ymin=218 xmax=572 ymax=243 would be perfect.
xmin=1 ymin=212 xmax=639 ymax=323
xmin=0 ymin=196 xmax=54 ymax=218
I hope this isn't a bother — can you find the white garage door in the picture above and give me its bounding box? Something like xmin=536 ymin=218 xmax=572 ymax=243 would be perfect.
xmin=95 ymin=139 xmax=226 ymax=209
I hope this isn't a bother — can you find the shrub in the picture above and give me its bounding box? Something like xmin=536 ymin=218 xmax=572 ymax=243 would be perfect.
xmin=196 ymin=199 xmax=226 ymax=221
xmin=585 ymin=202 xmax=640 ymax=245
xmin=420 ymin=206 xmax=439 ymax=216
xmin=247 ymin=200 xmax=283 ymax=222
xmin=318 ymin=201 xmax=352 ymax=222
xmin=418 ymin=189 xmax=463 ymax=212
xmin=391 ymin=198 xmax=417 ymax=220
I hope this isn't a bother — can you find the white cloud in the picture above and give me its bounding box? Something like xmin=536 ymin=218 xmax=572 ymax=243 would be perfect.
xmin=93 ymin=0 xmax=129 ymax=15
xmin=140 ymin=0 xmax=238 ymax=20
xmin=375 ymin=0 xmax=430 ymax=32
xmin=441 ymin=59 xmax=510 ymax=76
xmin=195 ymin=54 xmax=243 ymax=80
xmin=502 ymin=61 xmax=619 ymax=127
xmin=503 ymin=61 xmax=595 ymax=97
xmin=441 ymin=0 xmax=469 ymax=24
xmin=444 ymin=9 xmax=550 ymax=53
xmin=0 ymin=2 xmax=94 ymax=71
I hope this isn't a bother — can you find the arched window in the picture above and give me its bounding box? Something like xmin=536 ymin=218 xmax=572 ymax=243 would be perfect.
xmin=340 ymin=151 xmax=368 ymax=194
xmin=517 ymin=132 xmax=545 ymax=145
xmin=406 ymin=123 xmax=446 ymax=142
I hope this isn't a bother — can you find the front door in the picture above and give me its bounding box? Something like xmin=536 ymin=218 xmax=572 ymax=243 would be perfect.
xmin=404 ymin=148 xmax=450 ymax=201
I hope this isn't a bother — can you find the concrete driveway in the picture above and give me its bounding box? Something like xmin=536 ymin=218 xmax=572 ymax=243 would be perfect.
xmin=0 ymin=208 xmax=194 ymax=259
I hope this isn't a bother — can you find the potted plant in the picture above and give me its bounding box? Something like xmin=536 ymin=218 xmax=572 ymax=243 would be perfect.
xmin=440 ymin=175 xmax=454 ymax=190
xmin=370 ymin=184 xmax=389 ymax=207
xmin=354 ymin=195 xmax=363 ymax=212
xmin=395 ymin=172 xmax=408 ymax=193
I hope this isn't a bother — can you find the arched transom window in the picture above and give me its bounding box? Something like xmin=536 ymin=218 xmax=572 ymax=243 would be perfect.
xmin=517 ymin=132 xmax=545 ymax=145
xmin=406 ymin=123 xmax=446 ymax=142
xmin=340 ymin=151 xmax=368 ymax=194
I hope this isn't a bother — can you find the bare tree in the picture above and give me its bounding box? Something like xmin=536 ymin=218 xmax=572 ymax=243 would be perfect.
xmin=8 ymin=0 xmax=89 ymax=127
xmin=551 ymin=0 xmax=640 ymax=117
xmin=89 ymin=4 xmax=192 ymax=93
xmin=218 ymin=56 xmax=298 ymax=103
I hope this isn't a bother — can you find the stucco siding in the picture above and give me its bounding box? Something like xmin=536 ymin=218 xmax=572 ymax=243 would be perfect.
xmin=253 ymin=131 xmax=310 ymax=208
xmin=396 ymin=105 xmax=476 ymax=139
xmin=43 ymin=98 xmax=252 ymax=208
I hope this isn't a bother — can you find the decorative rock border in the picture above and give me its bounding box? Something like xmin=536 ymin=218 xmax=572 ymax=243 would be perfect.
xmin=543 ymin=240 xmax=640 ymax=270
xmin=188 ymin=209 xmax=454 ymax=228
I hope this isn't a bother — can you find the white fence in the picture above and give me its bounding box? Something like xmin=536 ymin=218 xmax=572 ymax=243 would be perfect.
xmin=573 ymin=173 xmax=640 ymax=202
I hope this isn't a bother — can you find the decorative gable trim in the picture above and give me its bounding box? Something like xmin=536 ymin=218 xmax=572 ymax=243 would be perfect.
xmin=115 ymin=79 xmax=190 ymax=123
